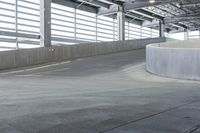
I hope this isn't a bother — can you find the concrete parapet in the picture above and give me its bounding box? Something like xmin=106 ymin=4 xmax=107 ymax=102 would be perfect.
xmin=0 ymin=37 xmax=166 ymax=70
xmin=146 ymin=39 xmax=200 ymax=80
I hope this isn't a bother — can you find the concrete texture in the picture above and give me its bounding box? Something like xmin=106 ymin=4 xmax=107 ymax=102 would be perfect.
xmin=146 ymin=39 xmax=200 ymax=80
xmin=1 ymin=49 xmax=200 ymax=133
xmin=158 ymin=39 xmax=200 ymax=48
xmin=0 ymin=37 xmax=166 ymax=70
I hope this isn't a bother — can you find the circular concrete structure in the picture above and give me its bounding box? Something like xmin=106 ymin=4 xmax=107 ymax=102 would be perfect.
xmin=146 ymin=39 xmax=200 ymax=80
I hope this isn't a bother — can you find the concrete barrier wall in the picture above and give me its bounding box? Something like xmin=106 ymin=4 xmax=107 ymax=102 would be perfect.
xmin=0 ymin=37 xmax=166 ymax=70
xmin=146 ymin=39 xmax=200 ymax=80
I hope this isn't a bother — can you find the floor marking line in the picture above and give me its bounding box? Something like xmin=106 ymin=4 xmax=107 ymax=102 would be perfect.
xmin=25 ymin=63 xmax=60 ymax=71
xmin=27 ymin=67 xmax=71 ymax=75
xmin=16 ymin=74 xmax=41 ymax=77
xmin=0 ymin=70 xmax=25 ymax=74
xmin=60 ymin=61 xmax=71 ymax=64
xmin=0 ymin=61 xmax=72 ymax=75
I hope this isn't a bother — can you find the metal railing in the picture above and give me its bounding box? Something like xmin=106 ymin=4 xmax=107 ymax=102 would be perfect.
xmin=0 ymin=1 xmax=160 ymax=50
xmin=0 ymin=0 xmax=40 ymax=50
xmin=51 ymin=3 xmax=117 ymax=44
xmin=188 ymin=31 xmax=200 ymax=39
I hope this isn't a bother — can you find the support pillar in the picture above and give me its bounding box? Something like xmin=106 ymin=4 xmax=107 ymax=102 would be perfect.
xmin=74 ymin=8 xmax=77 ymax=40
xmin=184 ymin=28 xmax=188 ymax=40
xmin=117 ymin=6 xmax=125 ymax=41
xmin=199 ymin=29 xmax=200 ymax=39
xmin=40 ymin=0 xmax=51 ymax=47
xmin=15 ymin=0 xmax=18 ymax=49
xmin=159 ymin=20 xmax=165 ymax=38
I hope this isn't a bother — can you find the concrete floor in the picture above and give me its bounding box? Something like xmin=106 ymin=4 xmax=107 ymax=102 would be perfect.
xmin=0 ymin=49 xmax=200 ymax=133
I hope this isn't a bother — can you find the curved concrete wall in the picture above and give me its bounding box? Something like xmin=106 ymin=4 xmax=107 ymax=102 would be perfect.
xmin=146 ymin=39 xmax=200 ymax=80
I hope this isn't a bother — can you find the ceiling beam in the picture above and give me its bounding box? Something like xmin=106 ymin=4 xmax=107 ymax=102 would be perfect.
xmin=98 ymin=4 xmax=119 ymax=16
xmin=169 ymin=26 xmax=200 ymax=33
xmin=103 ymin=0 xmax=122 ymax=5
xmin=98 ymin=0 xmax=178 ymax=15
xmin=124 ymin=0 xmax=177 ymax=11
xmin=126 ymin=11 xmax=153 ymax=21
xmin=136 ymin=9 xmax=163 ymax=20
xmin=76 ymin=0 xmax=110 ymax=8
xmin=142 ymin=20 xmax=159 ymax=27
xmin=52 ymin=0 xmax=97 ymax=13
xmin=111 ymin=14 xmax=143 ymax=25
xmin=125 ymin=17 xmax=142 ymax=25
xmin=164 ymin=13 xmax=200 ymax=24
xmin=180 ymin=1 xmax=200 ymax=8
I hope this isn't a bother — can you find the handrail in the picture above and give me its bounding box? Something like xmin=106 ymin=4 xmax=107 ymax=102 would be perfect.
xmin=0 ymin=30 xmax=40 ymax=39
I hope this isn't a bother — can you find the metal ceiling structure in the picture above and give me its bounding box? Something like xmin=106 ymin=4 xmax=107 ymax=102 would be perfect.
xmin=53 ymin=0 xmax=200 ymax=33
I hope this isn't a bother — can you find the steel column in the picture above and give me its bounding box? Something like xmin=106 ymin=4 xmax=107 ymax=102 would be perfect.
xmin=40 ymin=0 xmax=51 ymax=47
xmin=15 ymin=0 xmax=18 ymax=49
xmin=159 ymin=20 xmax=165 ymax=37
xmin=113 ymin=17 xmax=115 ymax=41
xmin=95 ymin=15 xmax=97 ymax=42
xmin=117 ymin=6 xmax=125 ymax=41
xmin=199 ymin=30 xmax=200 ymax=39
xmin=74 ymin=8 xmax=77 ymax=40
xmin=184 ymin=29 xmax=188 ymax=40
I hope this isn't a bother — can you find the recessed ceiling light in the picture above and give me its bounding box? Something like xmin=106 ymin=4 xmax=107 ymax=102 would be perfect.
xmin=149 ymin=0 xmax=155 ymax=3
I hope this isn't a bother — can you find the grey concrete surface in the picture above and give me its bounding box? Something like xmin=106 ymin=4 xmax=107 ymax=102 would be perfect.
xmin=0 ymin=37 xmax=166 ymax=70
xmin=158 ymin=39 xmax=200 ymax=48
xmin=146 ymin=39 xmax=200 ymax=80
xmin=1 ymin=49 xmax=200 ymax=133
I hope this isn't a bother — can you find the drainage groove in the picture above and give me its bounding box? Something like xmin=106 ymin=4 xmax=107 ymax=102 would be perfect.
xmin=184 ymin=125 xmax=200 ymax=133
xmin=98 ymin=100 xmax=198 ymax=133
